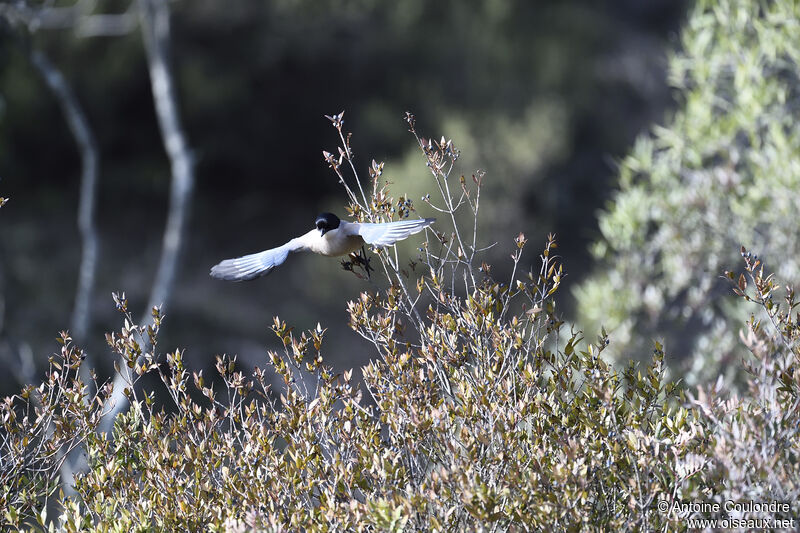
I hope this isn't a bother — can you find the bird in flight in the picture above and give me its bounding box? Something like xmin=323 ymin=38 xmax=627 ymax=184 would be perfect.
xmin=210 ymin=212 xmax=435 ymax=281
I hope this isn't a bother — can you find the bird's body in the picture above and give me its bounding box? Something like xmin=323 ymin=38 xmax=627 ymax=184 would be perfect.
xmin=301 ymin=222 xmax=364 ymax=256
xmin=210 ymin=213 xmax=434 ymax=281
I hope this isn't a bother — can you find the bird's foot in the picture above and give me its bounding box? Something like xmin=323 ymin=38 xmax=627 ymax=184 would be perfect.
xmin=342 ymin=246 xmax=374 ymax=280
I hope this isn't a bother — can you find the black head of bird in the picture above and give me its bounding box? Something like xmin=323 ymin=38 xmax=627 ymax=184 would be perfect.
xmin=315 ymin=212 xmax=341 ymax=236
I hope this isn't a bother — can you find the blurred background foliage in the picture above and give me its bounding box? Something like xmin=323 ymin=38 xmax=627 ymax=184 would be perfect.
xmin=0 ymin=0 xmax=686 ymax=393
xmin=576 ymin=0 xmax=800 ymax=386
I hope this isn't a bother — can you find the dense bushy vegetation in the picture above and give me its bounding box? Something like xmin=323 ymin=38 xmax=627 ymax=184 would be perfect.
xmin=576 ymin=0 xmax=800 ymax=385
xmin=3 ymin=112 xmax=800 ymax=531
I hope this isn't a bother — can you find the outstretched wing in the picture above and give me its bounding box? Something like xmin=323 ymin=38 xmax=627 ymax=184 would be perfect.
xmin=352 ymin=218 xmax=435 ymax=247
xmin=210 ymin=239 xmax=303 ymax=281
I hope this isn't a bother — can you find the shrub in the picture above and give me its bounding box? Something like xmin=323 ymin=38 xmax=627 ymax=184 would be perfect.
xmin=1 ymin=332 xmax=108 ymax=529
xmin=5 ymin=114 xmax=800 ymax=531
xmin=574 ymin=0 xmax=800 ymax=385
xmin=3 ymin=115 xmax=702 ymax=531
xmin=680 ymin=250 xmax=800 ymax=519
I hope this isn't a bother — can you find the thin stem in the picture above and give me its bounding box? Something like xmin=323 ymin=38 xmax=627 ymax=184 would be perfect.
xmin=337 ymin=128 xmax=371 ymax=211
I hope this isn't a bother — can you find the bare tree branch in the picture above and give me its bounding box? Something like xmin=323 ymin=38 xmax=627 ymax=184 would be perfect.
xmin=0 ymin=0 xmax=136 ymax=37
xmin=75 ymin=10 xmax=137 ymax=37
xmin=137 ymin=0 xmax=195 ymax=319
xmin=1 ymin=0 xmax=94 ymax=31
xmin=28 ymin=49 xmax=100 ymax=346
xmin=101 ymin=0 xmax=195 ymax=434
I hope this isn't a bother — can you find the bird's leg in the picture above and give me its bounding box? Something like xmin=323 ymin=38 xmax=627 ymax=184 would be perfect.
xmin=359 ymin=245 xmax=374 ymax=279
xmin=344 ymin=246 xmax=374 ymax=280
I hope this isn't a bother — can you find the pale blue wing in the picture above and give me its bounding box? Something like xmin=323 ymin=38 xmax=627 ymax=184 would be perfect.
xmin=353 ymin=218 xmax=435 ymax=247
xmin=210 ymin=240 xmax=300 ymax=281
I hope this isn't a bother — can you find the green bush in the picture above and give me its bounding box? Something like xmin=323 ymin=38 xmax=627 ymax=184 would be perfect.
xmin=575 ymin=0 xmax=800 ymax=385
xmin=3 ymin=114 xmax=800 ymax=531
xmin=0 ymin=115 xmax=692 ymax=531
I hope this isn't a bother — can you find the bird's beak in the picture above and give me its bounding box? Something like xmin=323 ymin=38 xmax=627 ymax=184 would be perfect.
xmin=319 ymin=228 xmax=327 ymax=236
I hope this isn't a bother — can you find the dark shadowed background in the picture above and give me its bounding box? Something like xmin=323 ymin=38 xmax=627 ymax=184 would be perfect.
xmin=0 ymin=0 xmax=686 ymax=395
